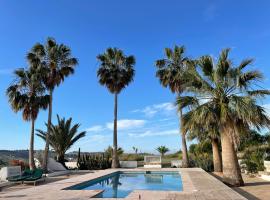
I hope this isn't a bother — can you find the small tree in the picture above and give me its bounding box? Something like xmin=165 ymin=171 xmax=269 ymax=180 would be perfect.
xmin=156 ymin=146 xmax=169 ymax=157
xmin=36 ymin=115 xmax=86 ymax=167
xmin=104 ymin=146 xmax=124 ymax=158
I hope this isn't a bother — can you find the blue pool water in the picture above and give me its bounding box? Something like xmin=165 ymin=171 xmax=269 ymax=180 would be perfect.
xmin=67 ymin=171 xmax=182 ymax=198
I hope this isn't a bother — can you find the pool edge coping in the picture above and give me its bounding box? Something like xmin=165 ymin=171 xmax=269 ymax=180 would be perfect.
xmin=0 ymin=168 xmax=246 ymax=200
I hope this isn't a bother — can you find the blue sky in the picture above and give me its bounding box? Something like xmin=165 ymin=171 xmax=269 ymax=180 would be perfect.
xmin=0 ymin=0 xmax=270 ymax=153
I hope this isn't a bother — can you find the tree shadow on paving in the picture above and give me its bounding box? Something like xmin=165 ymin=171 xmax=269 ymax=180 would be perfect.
xmin=232 ymin=187 xmax=260 ymax=200
xmin=244 ymin=181 xmax=270 ymax=186
xmin=0 ymin=195 xmax=27 ymax=198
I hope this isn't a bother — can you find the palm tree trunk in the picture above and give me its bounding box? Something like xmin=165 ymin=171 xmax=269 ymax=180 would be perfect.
xmin=42 ymin=89 xmax=53 ymax=171
xmin=112 ymin=93 xmax=119 ymax=168
xmin=212 ymin=138 xmax=222 ymax=172
xmin=57 ymin=154 xmax=67 ymax=169
xmin=180 ymin=108 xmax=189 ymax=167
xmin=29 ymin=119 xmax=36 ymax=170
xmin=221 ymin=124 xmax=244 ymax=186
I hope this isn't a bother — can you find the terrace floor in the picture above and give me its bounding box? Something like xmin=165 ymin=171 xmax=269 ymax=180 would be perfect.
xmin=0 ymin=168 xmax=246 ymax=200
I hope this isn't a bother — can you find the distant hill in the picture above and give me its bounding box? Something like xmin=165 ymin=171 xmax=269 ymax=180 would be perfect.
xmin=0 ymin=150 xmax=29 ymax=168
xmin=0 ymin=150 xmax=105 ymax=167
xmin=0 ymin=150 xmax=56 ymax=168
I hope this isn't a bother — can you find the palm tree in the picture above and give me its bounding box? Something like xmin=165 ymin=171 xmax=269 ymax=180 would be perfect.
xmin=27 ymin=37 xmax=78 ymax=171
xmin=133 ymin=146 xmax=138 ymax=154
xmin=104 ymin=146 xmax=124 ymax=159
xmin=156 ymin=146 xmax=169 ymax=157
xmin=97 ymin=47 xmax=135 ymax=168
xmin=36 ymin=115 xmax=86 ymax=167
xmin=177 ymin=95 xmax=222 ymax=172
xmin=178 ymin=49 xmax=270 ymax=186
xmin=7 ymin=67 xmax=49 ymax=170
xmin=155 ymin=45 xmax=190 ymax=167
xmin=186 ymin=122 xmax=222 ymax=172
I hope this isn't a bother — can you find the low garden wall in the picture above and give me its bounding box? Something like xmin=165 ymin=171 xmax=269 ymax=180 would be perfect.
xmin=120 ymin=161 xmax=137 ymax=168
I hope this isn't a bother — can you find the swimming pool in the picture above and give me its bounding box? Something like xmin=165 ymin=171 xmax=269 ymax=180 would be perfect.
xmin=66 ymin=171 xmax=183 ymax=198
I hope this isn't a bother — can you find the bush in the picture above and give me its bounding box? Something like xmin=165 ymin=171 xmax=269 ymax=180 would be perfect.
xmin=189 ymin=153 xmax=213 ymax=172
xmin=164 ymin=151 xmax=182 ymax=159
xmin=119 ymin=154 xmax=144 ymax=161
xmin=241 ymin=160 xmax=258 ymax=174
xmin=77 ymin=153 xmax=111 ymax=170
xmin=241 ymin=147 xmax=266 ymax=173
xmin=188 ymin=141 xmax=213 ymax=172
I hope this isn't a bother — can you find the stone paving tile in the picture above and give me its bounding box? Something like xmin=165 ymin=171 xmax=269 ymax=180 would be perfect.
xmin=0 ymin=168 xmax=246 ymax=200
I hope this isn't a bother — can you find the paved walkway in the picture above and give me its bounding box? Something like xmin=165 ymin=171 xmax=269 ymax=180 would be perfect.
xmin=232 ymin=174 xmax=270 ymax=200
xmin=0 ymin=168 xmax=246 ymax=200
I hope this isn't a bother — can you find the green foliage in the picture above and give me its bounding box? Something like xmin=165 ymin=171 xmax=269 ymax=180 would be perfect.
xmin=97 ymin=47 xmax=135 ymax=94
xmin=265 ymin=155 xmax=270 ymax=161
xmin=241 ymin=146 xmax=268 ymax=173
xmin=28 ymin=37 xmax=78 ymax=91
xmin=189 ymin=144 xmax=197 ymax=154
xmin=119 ymin=154 xmax=144 ymax=161
xmin=242 ymin=160 xmax=258 ymax=174
xmin=77 ymin=153 xmax=111 ymax=170
xmin=189 ymin=141 xmax=212 ymax=155
xmin=155 ymin=45 xmax=191 ymax=167
xmin=238 ymin=130 xmax=270 ymax=151
xmin=6 ymin=67 xmax=49 ymax=121
xmin=180 ymin=48 xmax=270 ymax=149
xmin=155 ymin=45 xmax=190 ymax=94
xmin=36 ymin=115 xmax=86 ymax=166
xmin=190 ymin=153 xmax=214 ymax=172
xmin=104 ymin=146 xmax=124 ymax=158
xmin=156 ymin=146 xmax=169 ymax=156
xmin=189 ymin=141 xmax=213 ymax=172
xmin=165 ymin=150 xmax=182 ymax=159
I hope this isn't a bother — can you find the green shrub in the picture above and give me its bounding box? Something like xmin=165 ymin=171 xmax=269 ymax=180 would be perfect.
xmin=119 ymin=153 xmax=144 ymax=161
xmin=188 ymin=141 xmax=213 ymax=172
xmin=241 ymin=160 xmax=258 ymax=174
xmin=190 ymin=153 xmax=213 ymax=172
xmin=77 ymin=153 xmax=111 ymax=170
xmin=241 ymin=146 xmax=266 ymax=173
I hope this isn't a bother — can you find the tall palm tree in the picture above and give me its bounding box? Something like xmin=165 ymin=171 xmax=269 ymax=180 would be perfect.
xmin=97 ymin=47 xmax=135 ymax=168
xmin=36 ymin=115 xmax=86 ymax=167
xmin=155 ymin=45 xmax=190 ymax=167
xmin=7 ymin=67 xmax=49 ymax=170
xmin=178 ymin=49 xmax=270 ymax=186
xmin=27 ymin=37 xmax=78 ymax=171
xmin=156 ymin=146 xmax=169 ymax=157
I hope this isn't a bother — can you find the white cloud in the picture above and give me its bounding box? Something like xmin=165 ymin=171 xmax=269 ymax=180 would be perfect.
xmin=129 ymin=129 xmax=179 ymax=138
xmin=106 ymin=119 xmax=146 ymax=130
xmin=85 ymin=125 xmax=104 ymax=132
xmin=133 ymin=102 xmax=176 ymax=117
